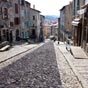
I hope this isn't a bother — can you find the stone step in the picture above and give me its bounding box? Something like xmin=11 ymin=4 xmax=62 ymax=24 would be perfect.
xmin=71 ymin=46 xmax=88 ymax=59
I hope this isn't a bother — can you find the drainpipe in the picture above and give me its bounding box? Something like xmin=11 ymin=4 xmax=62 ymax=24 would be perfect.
xmin=81 ymin=13 xmax=84 ymax=48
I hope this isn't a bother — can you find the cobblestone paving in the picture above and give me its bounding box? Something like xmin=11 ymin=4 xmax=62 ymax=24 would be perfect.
xmin=54 ymin=44 xmax=82 ymax=88
xmin=0 ymin=42 xmax=62 ymax=88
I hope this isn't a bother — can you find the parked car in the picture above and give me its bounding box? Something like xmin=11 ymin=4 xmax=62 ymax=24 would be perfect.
xmin=50 ymin=36 xmax=56 ymax=41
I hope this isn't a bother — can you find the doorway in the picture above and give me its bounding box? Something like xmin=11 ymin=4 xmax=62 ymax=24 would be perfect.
xmin=16 ymin=30 xmax=19 ymax=41
xmin=6 ymin=30 xmax=9 ymax=41
xmin=10 ymin=31 xmax=13 ymax=43
xmin=32 ymin=29 xmax=36 ymax=39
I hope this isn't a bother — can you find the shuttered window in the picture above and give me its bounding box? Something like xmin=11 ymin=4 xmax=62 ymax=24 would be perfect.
xmin=15 ymin=4 xmax=19 ymax=13
xmin=14 ymin=17 xmax=20 ymax=25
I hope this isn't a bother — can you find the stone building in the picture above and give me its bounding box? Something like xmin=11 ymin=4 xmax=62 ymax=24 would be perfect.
xmin=0 ymin=0 xmax=22 ymax=42
xmin=60 ymin=2 xmax=73 ymax=42
xmin=0 ymin=0 xmax=43 ymax=43
xmin=0 ymin=0 xmax=14 ymax=43
xmin=0 ymin=0 xmax=30 ymax=43
xmin=50 ymin=23 xmax=58 ymax=37
xmin=72 ymin=0 xmax=84 ymax=46
xmin=30 ymin=7 xmax=41 ymax=42
xmin=0 ymin=0 xmax=25 ymax=43
xmin=65 ymin=2 xmax=73 ymax=39
xmin=43 ymin=23 xmax=51 ymax=39
xmin=81 ymin=0 xmax=88 ymax=53
xmin=60 ymin=6 xmax=66 ymax=41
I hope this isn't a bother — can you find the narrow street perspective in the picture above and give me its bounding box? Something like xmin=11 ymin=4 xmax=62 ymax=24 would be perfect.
xmin=1 ymin=0 xmax=88 ymax=88
xmin=0 ymin=41 xmax=82 ymax=88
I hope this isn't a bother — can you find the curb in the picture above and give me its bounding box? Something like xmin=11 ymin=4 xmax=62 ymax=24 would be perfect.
xmin=57 ymin=45 xmax=88 ymax=88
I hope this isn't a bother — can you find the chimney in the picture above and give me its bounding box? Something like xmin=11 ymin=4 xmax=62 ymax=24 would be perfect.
xmin=33 ymin=5 xmax=35 ymax=9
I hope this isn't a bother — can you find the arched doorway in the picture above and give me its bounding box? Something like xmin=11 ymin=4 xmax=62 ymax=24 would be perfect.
xmin=16 ymin=30 xmax=19 ymax=41
xmin=32 ymin=29 xmax=36 ymax=39
xmin=6 ymin=30 xmax=9 ymax=41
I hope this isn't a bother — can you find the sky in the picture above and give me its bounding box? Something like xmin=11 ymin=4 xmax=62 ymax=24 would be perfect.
xmin=26 ymin=0 xmax=72 ymax=16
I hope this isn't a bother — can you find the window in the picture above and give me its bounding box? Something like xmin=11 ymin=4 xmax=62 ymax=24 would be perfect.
xmin=21 ymin=10 xmax=24 ymax=17
xmin=26 ymin=3 xmax=29 ymax=7
xmin=0 ymin=8 xmax=2 ymax=13
xmin=4 ymin=8 xmax=8 ymax=15
xmin=0 ymin=8 xmax=2 ymax=19
xmin=33 ymin=24 xmax=34 ymax=27
xmin=3 ymin=8 xmax=8 ymax=19
xmin=14 ymin=17 xmax=20 ymax=25
xmin=33 ymin=16 xmax=35 ymax=20
xmin=21 ymin=22 xmax=24 ymax=28
xmin=0 ymin=8 xmax=2 ymax=14
xmin=77 ymin=0 xmax=80 ymax=10
xmin=15 ymin=4 xmax=19 ymax=13
xmin=10 ymin=22 xmax=14 ymax=27
xmin=26 ymin=21 xmax=30 ymax=27
xmin=21 ymin=0 xmax=24 ymax=5
xmin=2 ymin=30 xmax=6 ymax=38
xmin=0 ymin=24 xmax=4 ymax=28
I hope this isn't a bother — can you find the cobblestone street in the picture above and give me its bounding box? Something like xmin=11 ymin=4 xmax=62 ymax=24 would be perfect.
xmin=0 ymin=42 xmax=82 ymax=88
xmin=0 ymin=42 xmax=62 ymax=88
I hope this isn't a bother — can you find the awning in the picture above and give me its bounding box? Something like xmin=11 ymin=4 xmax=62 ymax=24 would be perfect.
xmin=72 ymin=17 xmax=81 ymax=26
xmin=77 ymin=8 xmax=86 ymax=15
xmin=74 ymin=18 xmax=80 ymax=21
xmin=81 ymin=3 xmax=88 ymax=9
xmin=72 ymin=21 xmax=79 ymax=26
xmin=72 ymin=17 xmax=82 ymax=26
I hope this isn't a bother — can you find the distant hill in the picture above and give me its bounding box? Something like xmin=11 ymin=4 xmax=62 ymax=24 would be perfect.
xmin=45 ymin=15 xmax=58 ymax=22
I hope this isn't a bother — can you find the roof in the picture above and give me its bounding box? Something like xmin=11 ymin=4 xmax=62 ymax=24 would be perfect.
xmin=25 ymin=1 xmax=31 ymax=5
xmin=40 ymin=15 xmax=45 ymax=18
xmin=31 ymin=8 xmax=41 ymax=13
xmin=60 ymin=6 xmax=66 ymax=11
xmin=60 ymin=5 xmax=68 ymax=11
